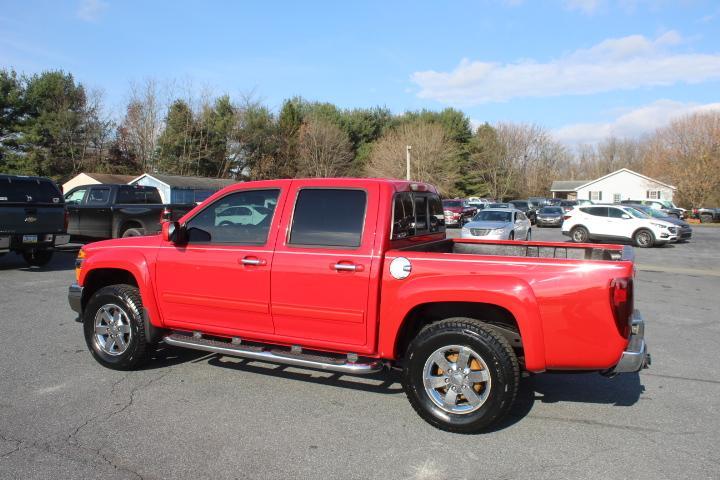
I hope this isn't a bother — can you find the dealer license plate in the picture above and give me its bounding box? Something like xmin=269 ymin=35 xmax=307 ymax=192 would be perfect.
xmin=23 ymin=235 xmax=38 ymax=243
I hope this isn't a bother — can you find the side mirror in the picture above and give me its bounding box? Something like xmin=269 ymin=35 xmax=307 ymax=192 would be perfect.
xmin=162 ymin=221 xmax=184 ymax=243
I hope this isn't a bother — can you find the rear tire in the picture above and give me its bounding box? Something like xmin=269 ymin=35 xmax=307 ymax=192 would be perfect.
xmin=402 ymin=318 xmax=519 ymax=433
xmin=83 ymin=284 xmax=150 ymax=370
xmin=121 ymin=228 xmax=144 ymax=238
xmin=526 ymin=229 xmax=532 ymax=241
xmin=633 ymin=229 xmax=655 ymax=248
xmin=22 ymin=249 xmax=53 ymax=267
xmin=570 ymin=226 xmax=589 ymax=243
xmin=508 ymin=231 xmax=515 ymax=240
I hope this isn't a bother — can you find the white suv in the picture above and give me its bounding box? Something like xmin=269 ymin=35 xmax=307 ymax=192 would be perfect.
xmin=562 ymin=205 xmax=678 ymax=248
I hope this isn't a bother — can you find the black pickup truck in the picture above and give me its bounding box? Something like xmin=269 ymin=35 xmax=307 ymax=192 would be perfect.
xmin=0 ymin=174 xmax=70 ymax=266
xmin=64 ymin=184 xmax=195 ymax=239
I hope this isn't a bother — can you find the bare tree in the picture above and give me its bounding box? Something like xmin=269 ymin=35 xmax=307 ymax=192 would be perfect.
xmin=121 ymin=79 xmax=162 ymax=172
xmin=297 ymin=116 xmax=353 ymax=177
xmin=643 ymin=112 xmax=720 ymax=207
xmin=366 ymin=121 xmax=459 ymax=195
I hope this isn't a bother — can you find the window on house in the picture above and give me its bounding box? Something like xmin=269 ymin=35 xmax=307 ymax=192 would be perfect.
xmin=647 ymin=190 xmax=661 ymax=200
xmin=589 ymin=191 xmax=602 ymax=201
xmin=613 ymin=193 xmax=621 ymax=204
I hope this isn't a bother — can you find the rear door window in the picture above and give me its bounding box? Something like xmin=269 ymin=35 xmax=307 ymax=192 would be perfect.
xmin=289 ymin=189 xmax=366 ymax=248
xmin=87 ymin=187 xmax=110 ymax=205
xmin=580 ymin=207 xmax=609 ymax=217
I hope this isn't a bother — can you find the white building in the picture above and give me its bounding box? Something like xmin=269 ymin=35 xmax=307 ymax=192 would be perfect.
xmin=129 ymin=173 xmax=236 ymax=204
xmin=574 ymin=169 xmax=676 ymax=204
xmin=552 ymin=169 xmax=676 ymax=203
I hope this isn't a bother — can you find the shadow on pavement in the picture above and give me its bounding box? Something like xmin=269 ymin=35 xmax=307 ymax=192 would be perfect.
xmin=0 ymin=249 xmax=77 ymax=272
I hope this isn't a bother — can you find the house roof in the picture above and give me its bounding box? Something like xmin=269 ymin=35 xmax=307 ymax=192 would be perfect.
xmin=550 ymin=180 xmax=589 ymax=192
xmin=131 ymin=173 xmax=237 ymax=190
xmin=574 ymin=168 xmax=676 ymax=191
xmin=84 ymin=173 xmax=136 ymax=184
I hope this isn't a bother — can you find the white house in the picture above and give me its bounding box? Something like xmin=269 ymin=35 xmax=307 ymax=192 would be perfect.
xmin=62 ymin=172 xmax=135 ymax=193
xmin=551 ymin=169 xmax=676 ymax=203
xmin=574 ymin=169 xmax=676 ymax=204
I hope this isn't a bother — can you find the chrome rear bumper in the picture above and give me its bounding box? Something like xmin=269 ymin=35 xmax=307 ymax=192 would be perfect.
xmin=603 ymin=310 xmax=651 ymax=376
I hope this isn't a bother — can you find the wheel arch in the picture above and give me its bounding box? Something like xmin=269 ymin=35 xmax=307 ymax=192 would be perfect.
xmin=379 ymin=276 xmax=546 ymax=372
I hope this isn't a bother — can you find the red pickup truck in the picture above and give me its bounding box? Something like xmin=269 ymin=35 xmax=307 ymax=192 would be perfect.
xmin=68 ymin=178 xmax=650 ymax=432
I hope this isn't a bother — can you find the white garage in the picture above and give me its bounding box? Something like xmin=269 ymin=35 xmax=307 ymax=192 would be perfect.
xmin=573 ymin=169 xmax=676 ymax=204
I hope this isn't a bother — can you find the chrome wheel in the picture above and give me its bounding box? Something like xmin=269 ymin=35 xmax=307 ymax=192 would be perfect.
xmin=422 ymin=345 xmax=492 ymax=414
xmin=93 ymin=304 xmax=132 ymax=356
xmin=572 ymin=228 xmax=587 ymax=242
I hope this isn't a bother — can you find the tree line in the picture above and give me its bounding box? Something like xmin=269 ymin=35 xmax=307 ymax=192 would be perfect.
xmin=1 ymin=69 xmax=718 ymax=206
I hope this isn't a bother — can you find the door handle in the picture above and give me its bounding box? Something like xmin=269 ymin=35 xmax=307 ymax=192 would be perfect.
xmin=332 ymin=263 xmax=364 ymax=272
xmin=240 ymin=256 xmax=266 ymax=266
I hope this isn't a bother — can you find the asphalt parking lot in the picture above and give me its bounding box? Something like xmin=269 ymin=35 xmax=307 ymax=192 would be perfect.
xmin=1 ymin=227 xmax=719 ymax=480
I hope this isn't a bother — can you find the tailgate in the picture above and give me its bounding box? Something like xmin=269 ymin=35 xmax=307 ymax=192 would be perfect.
xmin=0 ymin=204 xmax=66 ymax=234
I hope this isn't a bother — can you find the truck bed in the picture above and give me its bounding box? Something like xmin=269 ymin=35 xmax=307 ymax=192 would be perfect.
xmin=399 ymin=238 xmax=631 ymax=261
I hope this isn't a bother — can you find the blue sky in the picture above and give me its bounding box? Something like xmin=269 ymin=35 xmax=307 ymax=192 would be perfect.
xmin=1 ymin=0 xmax=719 ymax=146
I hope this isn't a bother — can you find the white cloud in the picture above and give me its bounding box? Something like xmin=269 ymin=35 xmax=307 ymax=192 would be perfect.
xmin=411 ymin=31 xmax=720 ymax=105
xmin=564 ymin=0 xmax=603 ymax=14
xmin=76 ymin=0 xmax=108 ymax=22
xmin=552 ymin=100 xmax=720 ymax=145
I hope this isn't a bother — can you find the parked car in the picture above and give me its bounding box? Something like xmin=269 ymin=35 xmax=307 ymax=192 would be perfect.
xmin=559 ymin=200 xmax=578 ymax=212
xmin=487 ymin=202 xmax=511 ymax=209
xmin=624 ymin=204 xmax=692 ymax=242
xmin=69 ymin=178 xmax=649 ymax=433
xmin=619 ymin=200 xmax=685 ymax=219
xmin=535 ymin=206 xmax=565 ymax=228
xmin=0 ymin=174 xmax=70 ymax=266
xmin=693 ymin=207 xmax=720 ymax=223
xmin=528 ymin=197 xmax=550 ymax=208
xmin=562 ymin=204 xmax=678 ymax=247
xmin=64 ymin=184 xmax=195 ymax=239
xmin=461 ymin=208 xmax=532 ymax=240
xmin=508 ymin=200 xmax=537 ymax=224
xmin=442 ymin=199 xmax=476 ymax=227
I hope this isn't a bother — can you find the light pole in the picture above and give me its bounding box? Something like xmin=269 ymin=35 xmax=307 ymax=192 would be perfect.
xmin=406 ymin=145 xmax=412 ymax=180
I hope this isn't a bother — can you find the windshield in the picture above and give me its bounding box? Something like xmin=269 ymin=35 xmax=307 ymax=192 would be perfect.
xmin=472 ymin=211 xmax=512 ymax=223
xmin=659 ymin=200 xmax=675 ymax=209
xmin=488 ymin=203 xmax=509 ymax=208
xmin=443 ymin=200 xmax=462 ymax=208
xmin=539 ymin=207 xmax=563 ymax=214
xmin=510 ymin=201 xmax=528 ymax=209
xmin=626 ymin=207 xmax=651 ymax=219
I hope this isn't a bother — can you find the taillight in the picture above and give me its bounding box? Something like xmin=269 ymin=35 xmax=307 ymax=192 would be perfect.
xmin=563 ymin=215 xmax=572 ymax=220
xmin=64 ymin=209 xmax=69 ymax=231
xmin=609 ymin=277 xmax=633 ymax=338
xmin=160 ymin=207 xmax=172 ymax=222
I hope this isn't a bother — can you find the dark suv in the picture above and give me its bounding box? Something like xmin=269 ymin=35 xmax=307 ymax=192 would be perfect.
xmin=0 ymin=174 xmax=70 ymax=266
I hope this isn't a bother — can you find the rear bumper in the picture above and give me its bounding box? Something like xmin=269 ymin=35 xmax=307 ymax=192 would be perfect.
xmin=604 ymin=310 xmax=651 ymax=375
xmin=0 ymin=233 xmax=70 ymax=252
xmin=68 ymin=283 xmax=83 ymax=316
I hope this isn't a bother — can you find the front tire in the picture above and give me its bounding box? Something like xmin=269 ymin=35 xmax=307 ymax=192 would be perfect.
xmin=402 ymin=318 xmax=519 ymax=433
xmin=83 ymin=284 xmax=150 ymax=370
xmin=22 ymin=249 xmax=53 ymax=266
xmin=633 ymin=229 xmax=655 ymax=248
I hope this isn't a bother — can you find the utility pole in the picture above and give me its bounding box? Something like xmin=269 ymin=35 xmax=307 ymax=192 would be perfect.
xmin=406 ymin=145 xmax=412 ymax=180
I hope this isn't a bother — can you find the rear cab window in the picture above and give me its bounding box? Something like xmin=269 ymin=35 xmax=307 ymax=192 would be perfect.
xmin=392 ymin=191 xmax=445 ymax=240
xmin=0 ymin=177 xmax=63 ymax=205
xmin=116 ymin=186 xmax=162 ymax=204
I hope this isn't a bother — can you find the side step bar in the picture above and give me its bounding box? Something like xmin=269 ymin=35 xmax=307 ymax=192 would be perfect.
xmin=163 ymin=333 xmax=384 ymax=375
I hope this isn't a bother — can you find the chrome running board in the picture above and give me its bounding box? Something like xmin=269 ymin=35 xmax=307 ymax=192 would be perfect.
xmin=163 ymin=332 xmax=384 ymax=375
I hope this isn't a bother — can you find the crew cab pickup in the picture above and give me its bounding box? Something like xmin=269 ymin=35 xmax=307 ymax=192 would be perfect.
xmin=68 ymin=178 xmax=650 ymax=432
xmin=64 ymin=184 xmax=194 ymax=239
xmin=0 ymin=174 xmax=70 ymax=266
